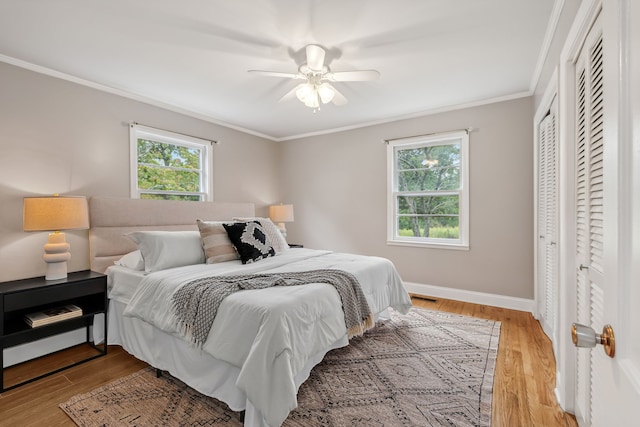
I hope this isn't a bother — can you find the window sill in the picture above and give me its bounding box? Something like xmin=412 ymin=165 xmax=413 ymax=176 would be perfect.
xmin=386 ymin=240 xmax=469 ymax=251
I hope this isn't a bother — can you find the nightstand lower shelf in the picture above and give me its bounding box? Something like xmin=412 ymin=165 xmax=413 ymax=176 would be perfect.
xmin=0 ymin=270 xmax=108 ymax=392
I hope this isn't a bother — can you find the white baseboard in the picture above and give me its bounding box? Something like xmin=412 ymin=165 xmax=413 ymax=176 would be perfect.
xmin=3 ymin=329 xmax=85 ymax=368
xmin=404 ymin=282 xmax=535 ymax=313
xmin=555 ymin=383 xmax=565 ymax=409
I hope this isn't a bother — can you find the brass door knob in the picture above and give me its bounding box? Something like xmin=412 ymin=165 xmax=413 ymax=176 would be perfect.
xmin=571 ymin=323 xmax=615 ymax=358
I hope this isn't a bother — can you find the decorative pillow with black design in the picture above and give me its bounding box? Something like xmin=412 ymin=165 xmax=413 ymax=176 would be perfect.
xmin=223 ymin=221 xmax=276 ymax=264
xmin=233 ymin=217 xmax=289 ymax=254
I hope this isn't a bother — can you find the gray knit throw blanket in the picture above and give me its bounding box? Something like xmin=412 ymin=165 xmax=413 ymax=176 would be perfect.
xmin=172 ymin=269 xmax=375 ymax=348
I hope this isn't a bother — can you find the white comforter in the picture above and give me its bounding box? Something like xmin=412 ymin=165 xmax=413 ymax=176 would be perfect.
xmin=122 ymin=248 xmax=412 ymax=427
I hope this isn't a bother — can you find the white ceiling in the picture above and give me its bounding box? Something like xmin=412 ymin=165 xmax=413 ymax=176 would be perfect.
xmin=0 ymin=0 xmax=557 ymax=141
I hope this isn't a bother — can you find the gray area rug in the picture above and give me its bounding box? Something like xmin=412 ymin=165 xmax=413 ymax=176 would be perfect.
xmin=60 ymin=307 xmax=500 ymax=426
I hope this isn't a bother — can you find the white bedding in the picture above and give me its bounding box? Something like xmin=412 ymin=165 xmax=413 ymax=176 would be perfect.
xmin=111 ymin=248 xmax=412 ymax=426
xmin=107 ymin=266 xmax=146 ymax=302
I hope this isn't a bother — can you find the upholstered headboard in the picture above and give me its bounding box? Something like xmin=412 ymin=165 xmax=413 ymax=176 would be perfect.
xmin=89 ymin=196 xmax=255 ymax=273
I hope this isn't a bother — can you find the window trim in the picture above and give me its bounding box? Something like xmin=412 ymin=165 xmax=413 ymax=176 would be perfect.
xmin=386 ymin=130 xmax=469 ymax=250
xmin=129 ymin=124 xmax=212 ymax=201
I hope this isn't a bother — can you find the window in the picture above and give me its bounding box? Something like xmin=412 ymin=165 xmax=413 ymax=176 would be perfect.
xmin=129 ymin=124 xmax=212 ymax=201
xmin=387 ymin=130 xmax=469 ymax=249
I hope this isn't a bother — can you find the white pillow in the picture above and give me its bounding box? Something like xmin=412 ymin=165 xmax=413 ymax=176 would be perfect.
xmin=233 ymin=217 xmax=289 ymax=254
xmin=126 ymin=231 xmax=205 ymax=273
xmin=114 ymin=250 xmax=145 ymax=271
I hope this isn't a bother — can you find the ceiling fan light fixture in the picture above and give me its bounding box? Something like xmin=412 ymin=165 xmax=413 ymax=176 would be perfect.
xmin=295 ymin=83 xmax=314 ymax=103
xmin=251 ymin=44 xmax=377 ymax=110
xmin=317 ymin=83 xmax=335 ymax=104
xmin=303 ymin=92 xmax=320 ymax=109
xmin=295 ymin=82 xmax=329 ymax=110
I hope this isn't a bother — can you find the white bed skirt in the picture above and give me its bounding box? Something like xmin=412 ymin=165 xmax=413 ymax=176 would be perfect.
xmin=102 ymin=300 xmax=350 ymax=427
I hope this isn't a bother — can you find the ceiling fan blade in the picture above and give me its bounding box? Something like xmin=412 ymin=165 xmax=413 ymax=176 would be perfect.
xmin=248 ymin=70 xmax=303 ymax=79
xmin=326 ymin=84 xmax=348 ymax=106
xmin=329 ymin=70 xmax=380 ymax=82
xmin=306 ymin=44 xmax=326 ymax=71
xmin=279 ymin=84 xmax=304 ymax=102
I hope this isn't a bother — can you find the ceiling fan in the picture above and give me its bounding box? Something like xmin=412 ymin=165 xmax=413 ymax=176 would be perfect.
xmin=249 ymin=44 xmax=380 ymax=111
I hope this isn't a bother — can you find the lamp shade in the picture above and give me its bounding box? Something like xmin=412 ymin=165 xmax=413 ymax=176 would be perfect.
xmin=23 ymin=195 xmax=89 ymax=231
xmin=269 ymin=204 xmax=294 ymax=223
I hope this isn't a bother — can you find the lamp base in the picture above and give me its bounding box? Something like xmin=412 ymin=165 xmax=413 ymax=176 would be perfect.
xmin=45 ymin=262 xmax=68 ymax=280
xmin=43 ymin=232 xmax=71 ymax=280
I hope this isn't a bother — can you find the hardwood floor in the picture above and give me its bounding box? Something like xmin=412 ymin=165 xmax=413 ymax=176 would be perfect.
xmin=410 ymin=296 xmax=577 ymax=427
xmin=0 ymin=297 xmax=577 ymax=426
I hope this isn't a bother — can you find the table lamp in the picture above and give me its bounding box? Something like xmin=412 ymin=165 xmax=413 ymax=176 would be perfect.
xmin=269 ymin=204 xmax=294 ymax=238
xmin=23 ymin=194 xmax=89 ymax=280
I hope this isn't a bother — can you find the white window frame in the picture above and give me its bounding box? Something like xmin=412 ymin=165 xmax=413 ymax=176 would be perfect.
xmin=386 ymin=130 xmax=469 ymax=250
xmin=129 ymin=124 xmax=212 ymax=201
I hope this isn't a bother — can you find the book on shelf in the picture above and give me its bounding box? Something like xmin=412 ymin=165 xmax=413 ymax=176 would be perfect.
xmin=24 ymin=304 xmax=83 ymax=328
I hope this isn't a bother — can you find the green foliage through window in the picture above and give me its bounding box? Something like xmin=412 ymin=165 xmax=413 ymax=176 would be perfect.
xmin=137 ymin=139 xmax=201 ymax=192
xmin=130 ymin=125 xmax=210 ymax=201
xmin=396 ymin=143 xmax=461 ymax=239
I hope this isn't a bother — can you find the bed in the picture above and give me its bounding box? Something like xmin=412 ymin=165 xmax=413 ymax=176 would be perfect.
xmin=88 ymin=196 xmax=412 ymax=427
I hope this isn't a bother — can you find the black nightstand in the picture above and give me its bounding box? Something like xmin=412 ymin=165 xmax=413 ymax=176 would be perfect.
xmin=0 ymin=270 xmax=107 ymax=392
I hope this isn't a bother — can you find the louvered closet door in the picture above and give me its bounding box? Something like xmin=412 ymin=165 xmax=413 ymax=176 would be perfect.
xmin=537 ymin=99 xmax=558 ymax=343
xmin=571 ymin=3 xmax=640 ymax=424
xmin=573 ymin=14 xmax=603 ymax=426
xmin=537 ymin=108 xmax=547 ymax=324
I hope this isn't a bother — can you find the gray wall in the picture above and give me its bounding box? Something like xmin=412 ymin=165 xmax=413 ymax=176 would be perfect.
xmin=1 ymin=60 xmax=535 ymax=300
xmin=281 ymin=97 xmax=534 ymax=299
xmin=0 ymin=62 xmax=281 ymax=282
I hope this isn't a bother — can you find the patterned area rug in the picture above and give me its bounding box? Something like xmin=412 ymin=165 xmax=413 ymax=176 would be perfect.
xmin=60 ymin=307 xmax=500 ymax=426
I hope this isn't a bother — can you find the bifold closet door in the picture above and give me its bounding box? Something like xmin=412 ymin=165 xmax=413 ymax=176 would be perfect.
xmin=537 ymin=98 xmax=558 ymax=343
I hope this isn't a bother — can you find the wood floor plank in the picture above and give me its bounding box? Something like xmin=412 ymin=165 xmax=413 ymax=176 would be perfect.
xmin=0 ymin=299 xmax=577 ymax=426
